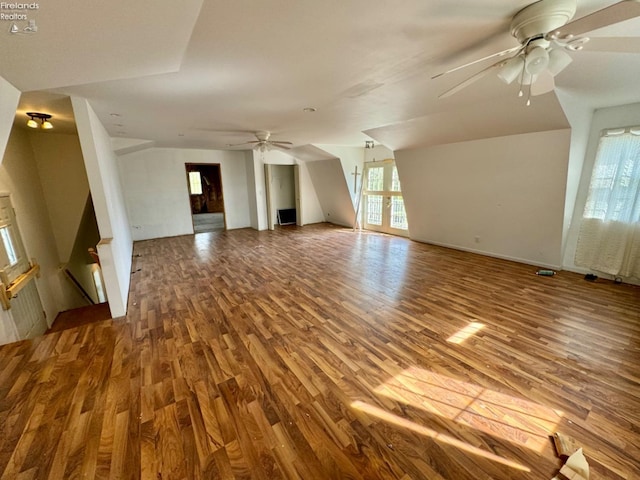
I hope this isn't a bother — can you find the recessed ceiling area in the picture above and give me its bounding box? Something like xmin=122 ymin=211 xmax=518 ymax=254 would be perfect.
xmin=2 ymin=0 xmax=639 ymax=152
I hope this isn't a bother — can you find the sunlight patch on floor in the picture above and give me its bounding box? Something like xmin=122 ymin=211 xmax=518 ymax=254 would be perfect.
xmin=351 ymin=400 xmax=531 ymax=472
xmin=447 ymin=321 xmax=485 ymax=344
xmin=373 ymin=367 xmax=563 ymax=453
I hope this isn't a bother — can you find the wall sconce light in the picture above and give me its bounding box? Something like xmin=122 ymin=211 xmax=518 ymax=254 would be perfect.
xmin=26 ymin=112 xmax=53 ymax=130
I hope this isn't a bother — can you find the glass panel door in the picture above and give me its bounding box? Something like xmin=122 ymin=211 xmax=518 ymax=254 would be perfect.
xmin=362 ymin=160 xmax=408 ymax=236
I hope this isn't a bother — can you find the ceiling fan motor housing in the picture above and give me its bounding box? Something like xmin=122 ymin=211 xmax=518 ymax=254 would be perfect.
xmin=511 ymin=0 xmax=577 ymax=43
xmin=256 ymin=130 xmax=271 ymax=142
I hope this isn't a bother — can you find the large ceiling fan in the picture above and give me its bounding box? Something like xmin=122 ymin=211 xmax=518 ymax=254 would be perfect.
xmin=227 ymin=131 xmax=293 ymax=151
xmin=433 ymin=0 xmax=640 ymax=103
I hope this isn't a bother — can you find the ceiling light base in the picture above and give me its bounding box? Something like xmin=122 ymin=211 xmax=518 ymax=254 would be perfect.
xmin=511 ymin=0 xmax=577 ymax=44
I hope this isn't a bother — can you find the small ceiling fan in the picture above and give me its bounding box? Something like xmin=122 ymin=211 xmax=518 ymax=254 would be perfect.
xmin=433 ymin=0 xmax=640 ymax=103
xmin=227 ymin=131 xmax=293 ymax=151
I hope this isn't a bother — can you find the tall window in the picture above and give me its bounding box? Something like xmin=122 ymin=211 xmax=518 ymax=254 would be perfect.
xmin=575 ymin=127 xmax=640 ymax=277
xmin=188 ymin=171 xmax=203 ymax=195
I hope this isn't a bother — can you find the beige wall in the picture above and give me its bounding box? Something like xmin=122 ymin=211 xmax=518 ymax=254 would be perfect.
xmin=0 ymin=128 xmax=75 ymax=343
xmin=396 ymin=129 xmax=571 ymax=268
xmin=30 ymin=132 xmax=90 ymax=263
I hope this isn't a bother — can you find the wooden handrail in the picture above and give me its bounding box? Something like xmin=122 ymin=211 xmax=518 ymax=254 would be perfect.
xmin=0 ymin=262 xmax=40 ymax=310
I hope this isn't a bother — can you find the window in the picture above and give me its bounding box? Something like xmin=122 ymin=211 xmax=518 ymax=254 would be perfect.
xmin=582 ymin=128 xmax=640 ymax=223
xmin=574 ymin=127 xmax=640 ymax=278
xmin=0 ymin=226 xmax=18 ymax=267
xmin=188 ymin=171 xmax=203 ymax=195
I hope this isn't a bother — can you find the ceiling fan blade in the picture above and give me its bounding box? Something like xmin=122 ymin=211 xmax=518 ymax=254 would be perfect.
xmin=270 ymin=141 xmax=293 ymax=146
xmin=226 ymin=140 xmax=262 ymax=147
xmin=273 ymin=145 xmax=291 ymax=150
xmin=531 ymin=70 xmax=555 ymax=96
xmin=438 ymin=59 xmax=507 ymax=99
xmin=549 ymin=0 xmax=640 ymax=38
xmin=431 ymin=45 xmax=523 ymax=79
xmin=582 ymin=36 xmax=640 ymax=52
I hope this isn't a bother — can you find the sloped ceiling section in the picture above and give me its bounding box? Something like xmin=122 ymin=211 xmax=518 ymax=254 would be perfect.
xmin=366 ymin=91 xmax=570 ymax=151
xmin=1 ymin=1 xmax=639 ymax=152
xmin=0 ymin=0 xmax=204 ymax=91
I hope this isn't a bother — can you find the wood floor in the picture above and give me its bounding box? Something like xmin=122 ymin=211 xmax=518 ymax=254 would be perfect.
xmin=46 ymin=303 xmax=112 ymax=334
xmin=1 ymin=223 xmax=639 ymax=479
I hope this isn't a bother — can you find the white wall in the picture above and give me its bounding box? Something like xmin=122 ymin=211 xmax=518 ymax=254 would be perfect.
xmin=316 ymin=145 xmax=364 ymax=204
xmin=0 ymin=128 xmax=69 ymax=343
xmin=245 ymin=152 xmax=260 ymax=229
xmin=72 ymin=97 xmax=132 ymax=318
xmin=30 ymin=133 xmax=90 ymax=263
xmin=396 ymin=129 xmax=571 ymax=268
xmin=118 ymin=147 xmax=252 ymax=240
xmin=562 ymin=101 xmax=640 ymax=279
xmin=0 ymin=76 xmax=20 ymax=165
xmin=271 ymin=165 xmax=295 ymax=211
xmin=556 ymin=91 xmax=593 ymax=259
xmin=306 ymin=158 xmax=355 ymax=227
xmin=295 ymin=161 xmax=324 ymax=225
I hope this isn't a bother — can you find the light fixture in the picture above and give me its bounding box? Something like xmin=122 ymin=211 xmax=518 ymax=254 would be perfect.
xmin=365 ymin=141 xmax=374 ymax=149
xmin=524 ymin=46 xmax=549 ymax=76
xmin=26 ymin=112 xmax=53 ymax=130
xmin=547 ymin=48 xmax=573 ymax=76
xmin=497 ymin=55 xmax=525 ymax=84
xmin=254 ymin=143 xmax=270 ymax=152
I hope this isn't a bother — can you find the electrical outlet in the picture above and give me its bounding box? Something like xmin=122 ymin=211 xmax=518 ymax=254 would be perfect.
xmin=474 ymin=236 xmax=480 ymax=243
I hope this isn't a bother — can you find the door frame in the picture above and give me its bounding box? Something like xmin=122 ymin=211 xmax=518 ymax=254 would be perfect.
xmin=184 ymin=163 xmax=227 ymax=231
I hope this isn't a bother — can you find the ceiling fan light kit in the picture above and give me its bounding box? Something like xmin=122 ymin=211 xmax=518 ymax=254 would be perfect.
xmin=547 ymin=48 xmax=573 ymax=76
xmin=434 ymin=0 xmax=640 ymax=104
xmin=525 ymin=45 xmax=550 ymax=75
xmin=497 ymin=55 xmax=525 ymax=84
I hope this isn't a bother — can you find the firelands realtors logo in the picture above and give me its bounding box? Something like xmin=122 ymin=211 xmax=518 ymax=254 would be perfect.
xmin=1 ymin=2 xmax=39 ymax=34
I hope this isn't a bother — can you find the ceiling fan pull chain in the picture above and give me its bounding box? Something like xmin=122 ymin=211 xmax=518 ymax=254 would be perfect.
xmin=526 ymin=73 xmax=533 ymax=106
xmin=518 ymin=61 xmax=526 ymax=98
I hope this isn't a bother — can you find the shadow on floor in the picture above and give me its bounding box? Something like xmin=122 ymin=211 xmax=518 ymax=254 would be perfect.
xmin=47 ymin=303 xmax=111 ymax=333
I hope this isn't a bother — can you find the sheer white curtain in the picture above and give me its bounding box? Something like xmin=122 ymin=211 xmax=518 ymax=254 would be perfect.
xmin=575 ymin=128 xmax=640 ymax=278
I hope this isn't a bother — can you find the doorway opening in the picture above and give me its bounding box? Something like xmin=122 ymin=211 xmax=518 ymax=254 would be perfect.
xmin=265 ymin=164 xmax=302 ymax=230
xmin=185 ymin=163 xmax=226 ymax=233
xmin=362 ymin=159 xmax=409 ymax=236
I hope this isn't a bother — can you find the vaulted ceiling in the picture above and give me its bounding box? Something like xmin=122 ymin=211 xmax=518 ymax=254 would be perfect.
xmin=3 ymin=0 xmax=639 ymax=152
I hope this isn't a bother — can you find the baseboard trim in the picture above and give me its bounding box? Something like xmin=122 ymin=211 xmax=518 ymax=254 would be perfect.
xmin=412 ymin=238 xmax=562 ymax=270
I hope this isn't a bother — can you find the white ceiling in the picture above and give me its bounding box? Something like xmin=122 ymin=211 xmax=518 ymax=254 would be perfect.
xmin=3 ymin=0 xmax=639 ymax=152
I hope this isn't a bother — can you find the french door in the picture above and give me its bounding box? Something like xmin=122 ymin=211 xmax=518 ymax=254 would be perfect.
xmin=362 ymin=160 xmax=408 ymax=236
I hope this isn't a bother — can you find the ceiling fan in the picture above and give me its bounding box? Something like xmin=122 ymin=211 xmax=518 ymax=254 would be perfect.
xmin=433 ymin=0 xmax=640 ymax=103
xmin=227 ymin=131 xmax=293 ymax=151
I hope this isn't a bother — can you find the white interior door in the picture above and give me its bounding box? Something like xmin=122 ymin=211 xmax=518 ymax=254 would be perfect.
xmin=362 ymin=160 xmax=409 ymax=236
xmin=0 ymin=195 xmax=47 ymax=340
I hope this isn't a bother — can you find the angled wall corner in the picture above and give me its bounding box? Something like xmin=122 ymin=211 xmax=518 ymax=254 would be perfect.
xmin=305 ymin=157 xmax=355 ymax=228
xmin=71 ymin=96 xmax=132 ymax=318
xmin=30 ymin=132 xmax=90 ymax=263
xmin=0 ymin=76 xmax=21 ymax=165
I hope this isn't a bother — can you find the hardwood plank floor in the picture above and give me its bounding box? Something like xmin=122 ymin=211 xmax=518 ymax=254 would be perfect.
xmin=1 ymin=223 xmax=639 ymax=479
